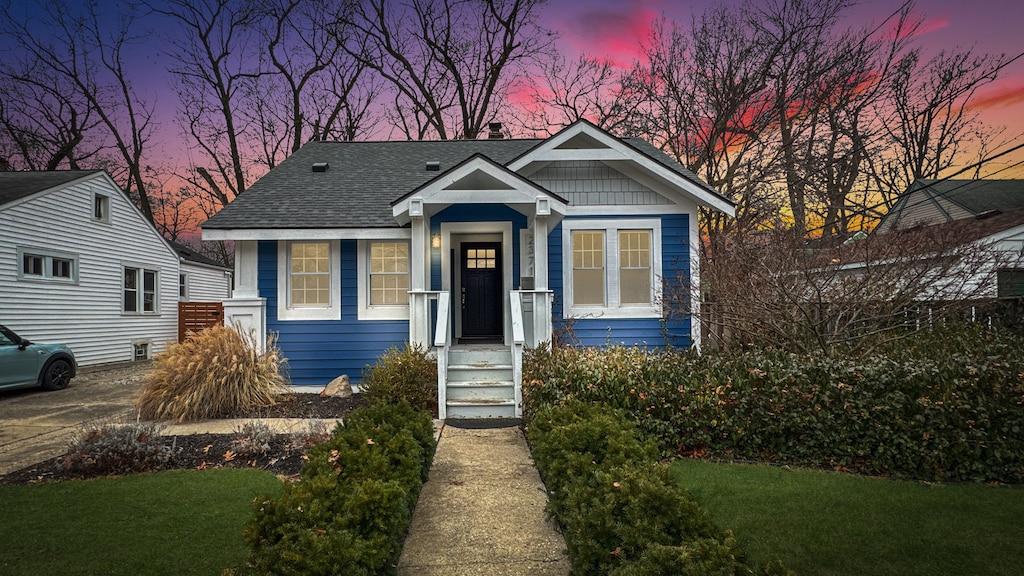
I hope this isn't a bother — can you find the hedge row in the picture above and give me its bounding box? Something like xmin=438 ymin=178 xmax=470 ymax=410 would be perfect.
xmin=230 ymin=401 xmax=436 ymax=576
xmin=523 ymin=325 xmax=1024 ymax=483
xmin=527 ymin=401 xmax=792 ymax=575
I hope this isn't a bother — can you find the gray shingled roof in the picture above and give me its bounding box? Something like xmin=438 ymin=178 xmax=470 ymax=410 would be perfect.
xmin=0 ymin=170 xmax=102 ymax=207
xmin=914 ymin=179 xmax=1024 ymax=214
xmin=169 ymin=239 xmax=230 ymax=269
xmin=203 ymin=135 xmax=726 ymax=230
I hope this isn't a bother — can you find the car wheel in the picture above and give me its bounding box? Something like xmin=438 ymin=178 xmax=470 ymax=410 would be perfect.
xmin=41 ymin=359 xmax=72 ymax=391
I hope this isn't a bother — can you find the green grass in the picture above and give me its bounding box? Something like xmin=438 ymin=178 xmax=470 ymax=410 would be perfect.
xmin=0 ymin=469 xmax=284 ymax=576
xmin=671 ymin=459 xmax=1024 ymax=576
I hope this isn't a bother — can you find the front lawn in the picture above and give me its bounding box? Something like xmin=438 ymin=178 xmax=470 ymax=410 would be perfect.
xmin=0 ymin=469 xmax=283 ymax=576
xmin=672 ymin=459 xmax=1024 ymax=576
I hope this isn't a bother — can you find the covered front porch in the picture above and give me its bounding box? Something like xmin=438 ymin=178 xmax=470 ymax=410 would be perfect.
xmin=393 ymin=155 xmax=567 ymax=418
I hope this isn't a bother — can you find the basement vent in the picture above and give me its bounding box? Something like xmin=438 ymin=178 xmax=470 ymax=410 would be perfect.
xmin=311 ymin=162 xmax=329 ymax=172
xmin=133 ymin=341 xmax=150 ymax=362
xmin=426 ymin=161 xmax=440 ymax=171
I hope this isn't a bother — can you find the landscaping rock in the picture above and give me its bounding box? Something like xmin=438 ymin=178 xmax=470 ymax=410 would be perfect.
xmin=320 ymin=374 xmax=352 ymax=398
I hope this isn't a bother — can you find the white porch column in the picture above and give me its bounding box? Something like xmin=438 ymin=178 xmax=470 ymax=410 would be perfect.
xmin=409 ymin=199 xmax=429 ymax=347
xmin=224 ymin=239 xmax=267 ymax=351
xmin=532 ymin=200 xmax=553 ymax=344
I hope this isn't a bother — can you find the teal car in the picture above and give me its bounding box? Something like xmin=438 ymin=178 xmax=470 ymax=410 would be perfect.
xmin=0 ymin=325 xmax=77 ymax=392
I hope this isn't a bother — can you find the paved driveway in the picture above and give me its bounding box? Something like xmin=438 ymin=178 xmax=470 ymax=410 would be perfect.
xmin=0 ymin=362 xmax=151 ymax=475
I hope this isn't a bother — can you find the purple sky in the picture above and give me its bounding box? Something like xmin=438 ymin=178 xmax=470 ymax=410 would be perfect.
xmin=544 ymin=0 xmax=1024 ymax=175
xmin=5 ymin=0 xmax=1023 ymax=178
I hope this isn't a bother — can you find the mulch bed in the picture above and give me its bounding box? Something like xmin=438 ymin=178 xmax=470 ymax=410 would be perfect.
xmin=1 ymin=393 xmax=368 ymax=486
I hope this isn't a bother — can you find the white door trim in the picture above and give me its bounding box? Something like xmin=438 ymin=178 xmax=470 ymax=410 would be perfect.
xmin=440 ymin=221 xmax=513 ymax=342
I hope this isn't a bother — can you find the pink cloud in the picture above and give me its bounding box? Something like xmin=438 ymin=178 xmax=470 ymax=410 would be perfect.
xmin=883 ymin=11 xmax=950 ymax=41
xmin=970 ymin=78 xmax=1024 ymax=110
xmin=558 ymin=2 xmax=660 ymax=66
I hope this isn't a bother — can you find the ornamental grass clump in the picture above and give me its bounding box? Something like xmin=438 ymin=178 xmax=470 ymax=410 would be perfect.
xmin=136 ymin=325 xmax=288 ymax=423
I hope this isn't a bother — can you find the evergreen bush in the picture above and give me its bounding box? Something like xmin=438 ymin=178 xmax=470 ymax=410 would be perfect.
xmin=233 ymin=402 xmax=436 ymax=575
xmin=360 ymin=344 xmax=438 ymax=415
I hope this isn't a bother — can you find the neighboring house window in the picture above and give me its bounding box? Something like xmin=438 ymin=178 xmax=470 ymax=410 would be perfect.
xmin=124 ymin=267 xmax=158 ymax=313
xmin=562 ymin=219 xmax=662 ymax=318
xmin=357 ymin=239 xmax=411 ymax=320
xmin=94 ymin=193 xmax=110 ymax=223
xmin=17 ymin=248 xmax=78 ymax=283
xmin=179 ymin=273 xmax=188 ymax=300
xmin=277 ymin=240 xmax=341 ymax=321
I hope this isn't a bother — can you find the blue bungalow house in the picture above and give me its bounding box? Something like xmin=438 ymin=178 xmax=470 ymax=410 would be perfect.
xmin=201 ymin=120 xmax=734 ymax=418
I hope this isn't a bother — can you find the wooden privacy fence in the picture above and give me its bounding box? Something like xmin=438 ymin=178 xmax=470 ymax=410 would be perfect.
xmin=178 ymin=302 xmax=224 ymax=342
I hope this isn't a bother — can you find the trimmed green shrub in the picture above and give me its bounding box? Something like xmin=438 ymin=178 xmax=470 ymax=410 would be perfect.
xmin=522 ymin=324 xmax=1024 ymax=483
xmin=360 ymin=344 xmax=438 ymax=415
xmin=235 ymin=402 xmax=436 ymax=575
xmin=527 ymin=402 xmax=786 ymax=575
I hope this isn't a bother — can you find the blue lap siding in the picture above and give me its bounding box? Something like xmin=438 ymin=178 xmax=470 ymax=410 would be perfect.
xmin=548 ymin=214 xmax=692 ymax=349
xmin=259 ymin=240 xmax=407 ymax=388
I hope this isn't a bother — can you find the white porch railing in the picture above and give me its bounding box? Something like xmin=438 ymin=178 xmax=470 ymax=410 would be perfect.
xmin=510 ymin=293 xmax=525 ymax=417
xmin=410 ymin=290 xmax=451 ymax=419
xmin=510 ymin=290 xmax=553 ymax=418
xmin=511 ymin=289 xmax=553 ymax=348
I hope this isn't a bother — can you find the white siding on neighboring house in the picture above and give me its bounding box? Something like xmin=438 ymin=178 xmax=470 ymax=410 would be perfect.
xmin=180 ymin=262 xmax=231 ymax=302
xmin=0 ymin=173 xmax=180 ymax=366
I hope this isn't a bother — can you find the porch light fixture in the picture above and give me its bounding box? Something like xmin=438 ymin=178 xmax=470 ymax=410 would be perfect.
xmin=431 ymin=233 xmax=442 ymax=249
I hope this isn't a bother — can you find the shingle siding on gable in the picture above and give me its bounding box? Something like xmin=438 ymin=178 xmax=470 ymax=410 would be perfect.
xmin=530 ymin=160 xmax=672 ymax=206
xmin=548 ymin=214 xmax=691 ymax=348
xmin=259 ymin=240 xmax=407 ymax=387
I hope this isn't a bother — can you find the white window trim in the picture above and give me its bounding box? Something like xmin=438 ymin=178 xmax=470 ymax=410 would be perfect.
xmin=179 ymin=272 xmax=189 ymax=301
xmin=93 ymin=192 xmax=111 ymax=223
xmin=17 ymin=247 xmax=79 ymax=284
xmin=562 ymin=218 xmax=662 ymax=319
xmin=357 ymin=239 xmax=411 ymax=320
xmin=122 ymin=264 xmax=160 ymax=315
xmin=277 ymin=240 xmax=341 ymax=321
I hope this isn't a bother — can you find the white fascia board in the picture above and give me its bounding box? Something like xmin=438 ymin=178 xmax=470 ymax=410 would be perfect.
xmin=392 ymin=156 xmax=567 ymax=220
xmin=202 ymin=227 xmax=411 ymax=241
xmin=510 ymin=122 xmax=735 ymax=217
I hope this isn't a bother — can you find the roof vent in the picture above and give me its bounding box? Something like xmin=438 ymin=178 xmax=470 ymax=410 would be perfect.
xmin=425 ymin=161 xmax=440 ymax=172
xmin=487 ymin=122 xmax=504 ymax=139
xmin=312 ymin=162 xmax=329 ymax=172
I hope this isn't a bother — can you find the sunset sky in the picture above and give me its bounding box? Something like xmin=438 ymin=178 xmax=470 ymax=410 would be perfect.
xmin=543 ymin=0 xmax=1024 ymax=176
xmin=5 ymin=0 xmax=1023 ymax=178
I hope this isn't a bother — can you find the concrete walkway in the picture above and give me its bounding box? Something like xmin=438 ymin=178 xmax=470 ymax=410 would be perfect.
xmin=397 ymin=424 xmax=570 ymax=576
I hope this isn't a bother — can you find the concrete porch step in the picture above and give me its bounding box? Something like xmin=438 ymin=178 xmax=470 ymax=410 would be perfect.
xmin=446 ymin=380 xmax=515 ymax=401
xmin=446 ymin=398 xmax=517 ymax=419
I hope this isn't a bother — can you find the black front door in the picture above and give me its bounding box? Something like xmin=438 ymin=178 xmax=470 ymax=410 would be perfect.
xmin=461 ymin=242 xmax=502 ymax=339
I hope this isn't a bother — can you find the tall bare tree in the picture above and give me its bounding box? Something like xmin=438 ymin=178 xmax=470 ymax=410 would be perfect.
xmin=0 ymin=0 xmax=158 ymax=220
xmin=513 ymin=52 xmax=639 ymax=136
xmin=869 ymin=48 xmax=1017 ymax=209
xmin=149 ymin=0 xmax=265 ymax=209
xmin=250 ymin=0 xmax=381 ymax=169
xmin=339 ymin=0 xmax=555 ymax=140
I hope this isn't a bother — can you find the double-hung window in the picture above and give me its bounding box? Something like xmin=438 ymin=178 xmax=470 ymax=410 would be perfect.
xmin=277 ymin=240 xmax=341 ymax=320
xmin=124 ymin=267 xmax=158 ymax=313
xmin=358 ymin=239 xmax=411 ymax=319
xmin=563 ymin=219 xmax=661 ymax=318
